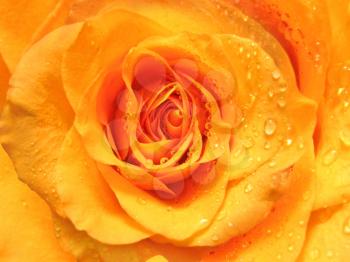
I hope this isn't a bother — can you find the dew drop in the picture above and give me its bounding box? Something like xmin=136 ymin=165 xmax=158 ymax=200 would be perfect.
xmin=288 ymin=245 xmax=294 ymax=252
xmin=211 ymin=235 xmax=219 ymax=241
xmin=299 ymin=220 xmax=305 ymax=226
xmin=216 ymin=211 xmax=226 ymax=221
xmin=137 ymin=197 xmax=147 ymax=205
xmin=277 ymin=98 xmax=287 ymax=108
xmin=286 ymin=138 xmax=293 ymax=147
xmin=227 ymin=221 xmax=234 ymax=228
xmin=343 ymin=216 xmax=350 ymax=235
xmin=264 ymin=119 xmax=277 ymax=136
xmin=243 ymin=137 xmax=254 ymax=148
xmin=339 ymin=129 xmax=350 ymax=146
xmin=160 ymin=157 xmax=169 ymax=164
xmin=200 ymin=218 xmax=209 ymax=225
xmin=264 ymin=141 xmax=271 ymax=150
xmin=337 ymin=87 xmax=346 ymax=96
xmin=272 ymin=70 xmax=281 ymax=80
xmin=326 ymin=250 xmax=334 ymax=258
xmin=309 ymin=248 xmax=320 ymax=260
xmin=244 ymin=183 xmax=253 ymax=193
xmin=21 ymin=201 xmax=28 ymax=207
xmin=247 ymin=71 xmax=252 ymax=80
xmin=268 ymin=160 xmax=277 ymax=168
xmin=298 ymin=142 xmax=305 ymax=150
xmin=322 ymin=149 xmax=337 ymax=166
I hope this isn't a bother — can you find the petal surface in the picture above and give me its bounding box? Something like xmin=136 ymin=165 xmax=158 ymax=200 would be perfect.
xmin=0 ymin=145 xmax=75 ymax=262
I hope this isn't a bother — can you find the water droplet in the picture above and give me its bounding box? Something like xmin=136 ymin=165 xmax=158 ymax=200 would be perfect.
xmin=276 ymin=253 xmax=282 ymax=260
xmin=268 ymin=90 xmax=274 ymax=98
xmin=326 ymin=250 xmax=334 ymax=258
xmin=200 ymin=218 xmax=209 ymax=225
xmin=160 ymin=157 xmax=169 ymax=164
xmin=322 ymin=149 xmax=337 ymax=166
xmin=277 ymin=98 xmax=287 ymax=108
xmin=299 ymin=220 xmax=305 ymax=226
xmin=264 ymin=119 xmax=277 ymax=136
xmin=243 ymin=137 xmax=254 ymax=148
xmin=286 ymin=138 xmax=293 ymax=146
xmin=21 ymin=201 xmax=28 ymax=207
xmin=211 ymin=235 xmax=219 ymax=241
xmin=272 ymin=70 xmax=281 ymax=80
xmin=137 ymin=197 xmax=147 ymax=205
xmin=339 ymin=129 xmax=350 ymax=146
xmin=216 ymin=211 xmax=226 ymax=221
xmin=309 ymin=248 xmax=320 ymax=260
xmin=343 ymin=216 xmax=350 ymax=235
xmin=269 ymin=160 xmax=277 ymax=167
xmin=261 ymin=142 xmax=270 ymax=152
xmin=303 ymin=191 xmax=311 ymax=201
xmin=247 ymin=71 xmax=252 ymax=80
xmin=288 ymin=245 xmax=294 ymax=252
xmin=337 ymin=87 xmax=346 ymax=96
xmin=227 ymin=221 xmax=234 ymax=228
xmin=298 ymin=142 xmax=305 ymax=150
xmin=244 ymin=183 xmax=253 ymax=193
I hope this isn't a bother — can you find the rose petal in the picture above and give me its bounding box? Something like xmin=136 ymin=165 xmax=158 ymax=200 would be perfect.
xmin=98 ymin=160 xmax=230 ymax=241
xmin=0 ymin=0 xmax=72 ymax=71
xmin=235 ymin=0 xmax=330 ymax=102
xmin=298 ymin=203 xmax=350 ymax=261
xmin=203 ymin=143 xmax=315 ymax=261
xmin=0 ymin=145 xmax=74 ymax=262
xmin=0 ymin=23 xmax=83 ymax=215
xmin=55 ymin=127 xmax=152 ymax=244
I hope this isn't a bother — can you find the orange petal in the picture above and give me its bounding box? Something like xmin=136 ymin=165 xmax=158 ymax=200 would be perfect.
xmin=298 ymin=203 xmax=350 ymax=261
xmin=234 ymin=0 xmax=330 ymax=102
xmin=53 ymin=214 xmax=207 ymax=262
xmin=0 ymin=23 xmax=83 ymax=215
xmin=98 ymin=160 xmax=230 ymax=242
xmin=312 ymin=0 xmax=350 ymax=209
xmin=0 ymin=0 xmax=72 ymax=71
xmin=0 ymin=145 xmax=74 ymax=262
xmin=54 ymin=127 xmax=151 ymax=244
xmin=203 ymin=143 xmax=315 ymax=261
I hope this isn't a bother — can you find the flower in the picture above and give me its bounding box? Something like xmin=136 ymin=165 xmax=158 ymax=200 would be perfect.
xmin=0 ymin=0 xmax=349 ymax=261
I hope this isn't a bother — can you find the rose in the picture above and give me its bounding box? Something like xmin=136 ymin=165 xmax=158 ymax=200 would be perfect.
xmin=0 ymin=0 xmax=350 ymax=261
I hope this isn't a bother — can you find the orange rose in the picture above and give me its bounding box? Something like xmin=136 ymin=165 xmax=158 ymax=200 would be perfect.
xmin=0 ymin=0 xmax=349 ymax=261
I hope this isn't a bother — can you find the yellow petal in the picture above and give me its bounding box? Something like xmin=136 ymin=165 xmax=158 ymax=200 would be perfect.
xmin=298 ymin=203 xmax=350 ymax=261
xmin=313 ymin=0 xmax=350 ymax=209
xmin=314 ymin=62 xmax=350 ymax=209
xmin=55 ymin=127 xmax=151 ymax=244
xmin=53 ymin=214 xmax=207 ymax=262
xmin=0 ymin=145 xmax=74 ymax=262
xmin=0 ymin=23 xmax=83 ymax=216
xmin=235 ymin=0 xmax=330 ymax=102
xmin=0 ymin=0 xmax=72 ymax=71
xmin=203 ymin=143 xmax=315 ymax=261
xmin=98 ymin=159 xmax=229 ymax=242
